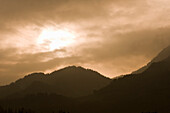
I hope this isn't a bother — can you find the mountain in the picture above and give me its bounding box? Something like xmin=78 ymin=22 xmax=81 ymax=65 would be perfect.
xmin=0 ymin=47 xmax=170 ymax=113
xmin=0 ymin=66 xmax=111 ymax=98
xmin=133 ymin=45 xmax=170 ymax=74
xmin=79 ymin=57 xmax=170 ymax=113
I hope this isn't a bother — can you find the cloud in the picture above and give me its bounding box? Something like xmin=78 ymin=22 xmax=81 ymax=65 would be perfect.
xmin=75 ymin=26 xmax=170 ymax=76
xmin=0 ymin=0 xmax=170 ymax=85
xmin=0 ymin=0 xmax=149 ymax=32
xmin=0 ymin=48 xmax=68 ymax=84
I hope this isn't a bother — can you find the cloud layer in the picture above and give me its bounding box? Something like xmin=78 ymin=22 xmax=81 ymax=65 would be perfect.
xmin=0 ymin=0 xmax=170 ymax=85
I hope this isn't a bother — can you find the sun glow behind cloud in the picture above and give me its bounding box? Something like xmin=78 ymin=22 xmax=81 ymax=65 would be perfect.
xmin=0 ymin=0 xmax=170 ymax=85
xmin=37 ymin=28 xmax=76 ymax=51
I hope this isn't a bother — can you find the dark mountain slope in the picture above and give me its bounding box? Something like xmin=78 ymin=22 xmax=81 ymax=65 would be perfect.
xmin=0 ymin=47 xmax=170 ymax=113
xmin=1 ymin=58 xmax=169 ymax=113
xmin=133 ymin=45 xmax=170 ymax=74
xmin=80 ymin=56 xmax=170 ymax=113
xmin=0 ymin=66 xmax=111 ymax=98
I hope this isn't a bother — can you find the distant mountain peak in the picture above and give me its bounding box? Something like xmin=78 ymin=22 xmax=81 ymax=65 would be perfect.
xmin=50 ymin=65 xmax=84 ymax=73
xmin=55 ymin=65 xmax=86 ymax=71
xmin=132 ymin=45 xmax=170 ymax=74
xmin=152 ymin=45 xmax=170 ymax=62
xmin=0 ymin=65 xmax=111 ymax=98
xmin=49 ymin=65 xmax=107 ymax=78
xmin=24 ymin=72 xmax=45 ymax=78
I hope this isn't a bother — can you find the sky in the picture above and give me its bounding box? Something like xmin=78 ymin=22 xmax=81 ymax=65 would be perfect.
xmin=0 ymin=0 xmax=170 ymax=85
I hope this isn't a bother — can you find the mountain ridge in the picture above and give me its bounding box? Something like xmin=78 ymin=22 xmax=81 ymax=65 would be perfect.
xmin=0 ymin=47 xmax=170 ymax=113
xmin=132 ymin=45 xmax=170 ymax=74
xmin=0 ymin=66 xmax=111 ymax=98
xmin=79 ymin=55 xmax=170 ymax=113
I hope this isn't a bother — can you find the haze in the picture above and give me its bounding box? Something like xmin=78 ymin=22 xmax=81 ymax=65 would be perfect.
xmin=0 ymin=0 xmax=170 ymax=85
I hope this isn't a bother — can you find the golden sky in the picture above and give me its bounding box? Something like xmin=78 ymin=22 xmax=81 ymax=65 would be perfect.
xmin=0 ymin=0 xmax=170 ymax=85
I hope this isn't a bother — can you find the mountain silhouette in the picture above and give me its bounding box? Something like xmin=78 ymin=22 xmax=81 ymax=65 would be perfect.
xmin=79 ymin=56 xmax=170 ymax=113
xmin=0 ymin=66 xmax=111 ymax=98
xmin=133 ymin=45 xmax=170 ymax=74
xmin=0 ymin=47 xmax=170 ymax=113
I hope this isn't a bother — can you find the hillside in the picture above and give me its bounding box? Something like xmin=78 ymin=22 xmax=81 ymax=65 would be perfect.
xmin=133 ymin=45 xmax=170 ymax=74
xmin=0 ymin=66 xmax=111 ymax=98
xmin=80 ymin=56 xmax=170 ymax=113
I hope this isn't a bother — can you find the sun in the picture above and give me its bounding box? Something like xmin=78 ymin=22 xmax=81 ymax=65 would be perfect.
xmin=37 ymin=28 xmax=76 ymax=51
